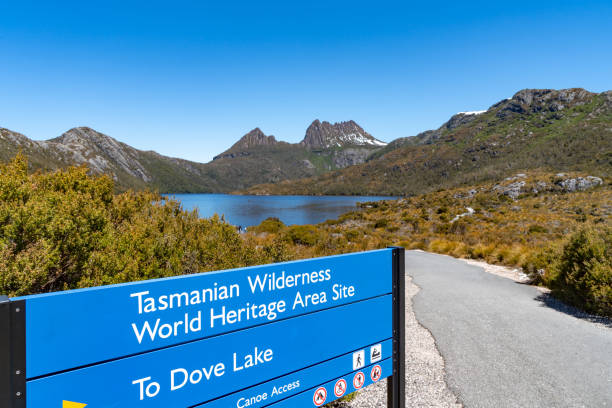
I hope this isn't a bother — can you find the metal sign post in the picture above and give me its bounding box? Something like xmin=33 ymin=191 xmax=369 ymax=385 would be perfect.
xmin=388 ymin=247 xmax=406 ymax=408
xmin=1 ymin=248 xmax=405 ymax=408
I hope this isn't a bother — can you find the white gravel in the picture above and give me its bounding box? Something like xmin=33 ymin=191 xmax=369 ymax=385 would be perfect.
xmin=460 ymin=259 xmax=529 ymax=283
xmin=331 ymin=275 xmax=461 ymax=407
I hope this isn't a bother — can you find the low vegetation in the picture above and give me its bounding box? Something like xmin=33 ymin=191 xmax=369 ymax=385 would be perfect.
xmin=246 ymin=173 xmax=611 ymax=317
xmin=0 ymin=154 xmax=286 ymax=296
xmin=1 ymin=153 xmax=610 ymax=321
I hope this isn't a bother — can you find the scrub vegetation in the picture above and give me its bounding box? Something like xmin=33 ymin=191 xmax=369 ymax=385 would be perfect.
xmin=1 ymin=154 xmax=610 ymax=320
xmin=247 ymin=173 xmax=612 ymax=317
xmin=0 ymin=154 xmax=287 ymax=297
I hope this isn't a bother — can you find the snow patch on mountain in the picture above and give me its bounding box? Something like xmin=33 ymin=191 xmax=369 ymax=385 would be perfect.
xmin=457 ymin=110 xmax=487 ymax=115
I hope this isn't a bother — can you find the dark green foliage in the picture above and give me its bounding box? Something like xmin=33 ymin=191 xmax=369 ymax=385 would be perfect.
xmin=547 ymin=227 xmax=612 ymax=317
xmin=251 ymin=217 xmax=286 ymax=234
xmin=0 ymin=154 xmax=275 ymax=296
xmin=528 ymin=224 xmax=548 ymax=233
xmin=285 ymin=225 xmax=321 ymax=246
xmin=373 ymin=219 xmax=389 ymax=228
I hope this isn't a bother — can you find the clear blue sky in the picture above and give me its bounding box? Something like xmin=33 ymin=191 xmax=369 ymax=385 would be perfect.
xmin=1 ymin=1 xmax=611 ymax=162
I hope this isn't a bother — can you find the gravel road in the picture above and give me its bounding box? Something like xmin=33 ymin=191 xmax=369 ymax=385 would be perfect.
xmin=342 ymin=250 xmax=611 ymax=407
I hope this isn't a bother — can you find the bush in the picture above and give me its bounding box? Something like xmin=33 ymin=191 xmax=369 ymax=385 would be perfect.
xmin=373 ymin=218 xmax=388 ymax=229
xmin=547 ymin=227 xmax=612 ymax=317
xmin=285 ymin=225 xmax=321 ymax=246
xmin=344 ymin=229 xmax=361 ymax=241
xmin=252 ymin=217 xmax=285 ymax=234
xmin=0 ymin=154 xmax=271 ymax=296
xmin=528 ymin=224 xmax=548 ymax=234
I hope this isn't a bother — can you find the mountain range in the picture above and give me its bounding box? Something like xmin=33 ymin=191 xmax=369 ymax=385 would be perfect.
xmin=245 ymin=88 xmax=612 ymax=195
xmin=1 ymin=88 xmax=610 ymax=196
xmin=0 ymin=120 xmax=386 ymax=193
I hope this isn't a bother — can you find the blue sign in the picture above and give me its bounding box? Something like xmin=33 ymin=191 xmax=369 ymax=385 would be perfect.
xmin=2 ymin=248 xmax=403 ymax=408
xmin=267 ymin=360 xmax=393 ymax=408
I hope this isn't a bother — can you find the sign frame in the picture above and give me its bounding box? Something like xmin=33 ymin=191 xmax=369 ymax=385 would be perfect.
xmin=1 ymin=247 xmax=405 ymax=408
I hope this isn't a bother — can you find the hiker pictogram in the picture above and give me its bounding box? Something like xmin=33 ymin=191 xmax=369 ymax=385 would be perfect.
xmin=313 ymin=386 xmax=327 ymax=406
xmin=334 ymin=379 xmax=347 ymax=397
xmin=371 ymin=364 xmax=382 ymax=382
xmin=353 ymin=371 xmax=365 ymax=389
xmin=353 ymin=350 xmax=365 ymax=370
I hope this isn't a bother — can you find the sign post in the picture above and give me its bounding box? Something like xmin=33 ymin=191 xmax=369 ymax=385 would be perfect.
xmin=388 ymin=247 xmax=406 ymax=408
xmin=1 ymin=248 xmax=405 ymax=408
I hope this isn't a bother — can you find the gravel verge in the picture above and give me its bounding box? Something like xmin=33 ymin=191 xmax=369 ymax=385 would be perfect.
xmin=330 ymin=275 xmax=461 ymax=408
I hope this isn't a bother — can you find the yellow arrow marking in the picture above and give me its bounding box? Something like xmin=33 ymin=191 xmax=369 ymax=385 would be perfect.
xmin=63 ymin=401 xmax=87 ymax=408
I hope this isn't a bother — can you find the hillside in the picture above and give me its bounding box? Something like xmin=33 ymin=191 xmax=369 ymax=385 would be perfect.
xmin=244 ymin=88 xmax=612 ymax=196
xmin=0 ymin=120 xmax=386 ymax=193
xmin=246 ymin=171 xmax=611 ymax=316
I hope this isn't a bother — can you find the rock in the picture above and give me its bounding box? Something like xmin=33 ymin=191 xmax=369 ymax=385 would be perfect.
xmin=557 ymin=176 xmax=603 ymax=192
xmin=301 ymin=120 xmax=386 ymax=148
xmin=332 ymin=148 xmax=374 ymax=168
xmin=492 ymin=181 xmax=526 ymax=200
xmin=532 ymin=181 xmax=549 ymax=194
xmin=453 ymin=189 xmax=478 ymax=199
xmin=301 ymin=159 xmax=315 ymax=169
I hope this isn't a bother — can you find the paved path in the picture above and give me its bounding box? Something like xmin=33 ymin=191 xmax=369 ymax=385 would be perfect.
xmin=407 ymin=250 xmax=612 ymax=408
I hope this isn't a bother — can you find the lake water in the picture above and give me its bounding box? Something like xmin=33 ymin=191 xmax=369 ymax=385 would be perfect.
xmin=168 ymin=194 xmax=396 ymax=227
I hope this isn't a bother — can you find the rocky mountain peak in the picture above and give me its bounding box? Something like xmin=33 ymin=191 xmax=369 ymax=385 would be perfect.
xmin=300 ymin=120 xmax=386 ymax=149
xmin=43 ymin=127 xmax=150 ymax=182
xmin=51 ymin=127 xmax=123 ymax=148
xmin=495 ymin=88 xmax=596 ymax=119
xmin=229 ymin=128 xmax=278 ymax=151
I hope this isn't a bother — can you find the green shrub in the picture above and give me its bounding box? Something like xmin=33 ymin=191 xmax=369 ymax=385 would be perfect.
xmin=252 ymin=217 xmax=286 ymax=234
xmin=285 ymin=225 xmax=321 ymax=246
xmin=522 ymin=246 xmax=559 ymax=284
xmin=0 ymin=154 xmax=271 ymax=296
xmin=528 ymin=224 xmax=548 ymax=234
xmin=344 ymin=229 xmax=361 ymax=241
xmin=547 ymin=227 xmax=612 ymax=317
xmin=373 ymin=218 xmax=388 ymax=229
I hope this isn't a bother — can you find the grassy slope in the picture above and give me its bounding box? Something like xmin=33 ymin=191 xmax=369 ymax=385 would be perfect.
xmin=247 ymin=172 xmax=611 ymax=314
xmin=244 ymin=91 xmax=612 ymax=196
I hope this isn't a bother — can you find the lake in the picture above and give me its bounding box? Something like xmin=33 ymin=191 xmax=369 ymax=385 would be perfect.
xmin=168 ymin=194 xmax=396 ymax=227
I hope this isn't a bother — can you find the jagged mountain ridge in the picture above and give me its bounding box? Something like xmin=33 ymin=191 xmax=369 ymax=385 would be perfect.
xmin=244 ymin=88 xmax=612 ymax=196
xmin=0 ymin=120 xmax=386 ymax=193
xmin=301 ymin=120 xmax=386 ymax=148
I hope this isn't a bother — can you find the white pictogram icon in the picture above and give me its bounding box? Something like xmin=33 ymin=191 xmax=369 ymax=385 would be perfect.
xmin=353 ymin=350 xmax=365 ymax=370
xmin=370 ymin=344 xmax=382 ymax=363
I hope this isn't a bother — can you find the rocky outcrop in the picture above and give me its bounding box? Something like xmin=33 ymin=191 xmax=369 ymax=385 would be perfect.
xmin=228 ymin=128 xmax=278 ymax=150
xmin=492 ymin=181 xmax=526 ymax=200
xmin=556 ymin=176 xmax=603 ymax=192
xmin=489 ymin=174 xmax=604 ymax=200
xmin=332 ymin=148 xmax=374 ymax=168
xmin=495 ymin=88 xmax=594 ymax=119
xmin=213 ymin=128 xmax=279 ymax=160
xmin=301 ymin=120 xmax=386 ymax=149
xmin=44 ymin=127 xmax=151 ymax=181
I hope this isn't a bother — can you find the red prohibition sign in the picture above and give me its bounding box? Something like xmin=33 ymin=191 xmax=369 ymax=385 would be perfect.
xmin=371 ymin=364 xmax=382 ymax=382
xmin=313 ymin=386 xmax=327 ymax=406
xmin=334 ymin=379 xmax=347 ymax=397
xmin=353 ymin=371 xmax=365 ymax=389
